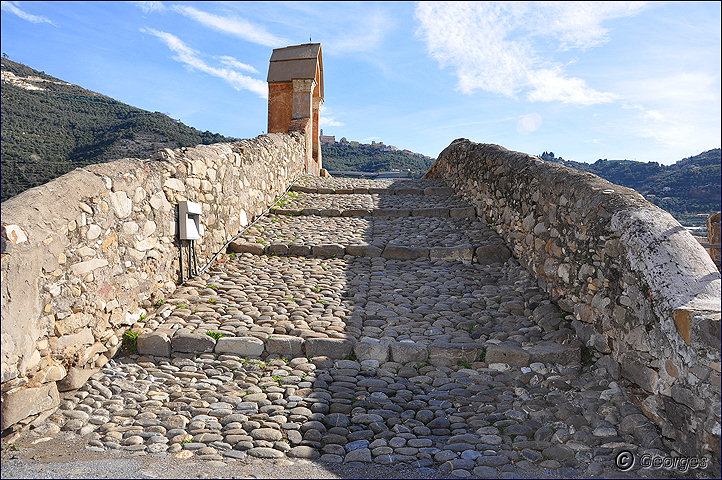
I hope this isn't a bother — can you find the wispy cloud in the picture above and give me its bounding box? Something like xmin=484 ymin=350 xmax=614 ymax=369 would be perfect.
xmin=619 ymin=73 xmax=720 ymax=149
xmin=141 ymin=28 xmax=267 ymax=99
xmin=319 ymin=105 xmax=344 ymax=128
xmin=217 ymin=56 xmax=259 ymax=74
xmin=529 ymin=2 xmax=648 ymax=50
xmin=173 ymin=5 xmax=287 ymax=47
xmin=329 ymin=10 xmax=393 ymax=53
xmin=133 ymin=1 xmax=165 ymax=14
xmin=414 ymin=2 xmax=644 ymax=105
xmin=1 ymin=1 xmax=55 ymax=25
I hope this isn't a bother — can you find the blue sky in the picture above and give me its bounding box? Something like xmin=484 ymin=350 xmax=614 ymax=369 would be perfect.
xmin=1 ymin=1 xmax=720 ymax=164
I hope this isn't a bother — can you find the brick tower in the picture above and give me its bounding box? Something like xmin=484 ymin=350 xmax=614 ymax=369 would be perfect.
xmin=267 ymin=43 xmax=324 ymax=175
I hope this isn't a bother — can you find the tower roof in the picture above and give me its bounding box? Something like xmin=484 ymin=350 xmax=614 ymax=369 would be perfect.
xmin=267 ymin=43 xmax=323 ymax=99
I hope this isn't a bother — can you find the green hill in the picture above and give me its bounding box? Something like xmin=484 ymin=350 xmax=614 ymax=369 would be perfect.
xmin=540 ymin=150 xmax=721 ymax=227
xmin=1 ymin=58 xmax=236 ymax=202
xmin=321 ymin=143 xmax=435 ymax=178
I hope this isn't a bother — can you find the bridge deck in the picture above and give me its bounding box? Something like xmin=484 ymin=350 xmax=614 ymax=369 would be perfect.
xmin=36 ymin=177 xmax=665 ymax=478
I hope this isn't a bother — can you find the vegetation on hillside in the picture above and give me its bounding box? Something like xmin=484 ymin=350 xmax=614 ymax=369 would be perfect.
xmin=321 ymin=143 xmax=435 ymax=178
xmin=539 ymin=150 xmax=721 ymax=227
xmin=1 ymin=58 xmax=235 ymax=202
xmin=2 ymin=57 xmax=718 ymax=229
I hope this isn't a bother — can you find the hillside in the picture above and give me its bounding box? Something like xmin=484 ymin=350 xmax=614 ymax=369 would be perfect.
xmin=539 ymin=150 xmax=721 ymax=227
xmin=1 ymin=58 xmax=236 ymax=202
xmin=321 ymin=143 xmax=435 ymax=178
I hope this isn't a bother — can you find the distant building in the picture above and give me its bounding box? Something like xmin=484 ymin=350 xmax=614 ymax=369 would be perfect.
xmin=339 ymin=137 xmax=349 ymax=145
xmin=349 ymin=141 xmax=360 ymax=147
xmin=319 ymin=129 xmax=335 ymax=144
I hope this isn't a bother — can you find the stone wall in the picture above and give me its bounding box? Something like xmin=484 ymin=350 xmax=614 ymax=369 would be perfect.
xmin=1 ymin=132 xmax=307 ymax=431
xmin=425 ymin=139 xmax=721 ymax=458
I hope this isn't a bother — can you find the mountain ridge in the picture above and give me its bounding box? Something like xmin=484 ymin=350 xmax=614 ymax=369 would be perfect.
xmin=1 ymin=57 xmax=719 ymax=228
xmin=1 ymin=57 xmax=236 ymax=201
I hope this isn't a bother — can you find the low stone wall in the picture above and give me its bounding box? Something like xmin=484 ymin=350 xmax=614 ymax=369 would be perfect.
xmin=1 ymin=132 xmax=307 ymax=431
xmin=425 ymin=139 xmax=721 ymax=457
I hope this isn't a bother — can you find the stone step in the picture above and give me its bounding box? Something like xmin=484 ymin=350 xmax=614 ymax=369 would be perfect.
xmin=271 ymin=192 xmax=474 ymax=217
xmin=231 ymin=214 xmax=507 ymax=261
xmin=137 ymin=329 xmax=580 ymax=370
xmin=291 ymin=177 xmax=452 ymax=195
xmin=229 ymin=240 xmax=509 ymax=263
xmin=136 ymin=254 xmax=579 ymax=368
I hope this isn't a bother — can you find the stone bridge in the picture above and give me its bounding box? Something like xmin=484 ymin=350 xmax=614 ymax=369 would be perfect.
xmin=1 ymin=44 xmax=720 ymax=479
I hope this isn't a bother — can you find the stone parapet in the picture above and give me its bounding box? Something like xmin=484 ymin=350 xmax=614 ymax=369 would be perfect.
xmin=425 ymin=138 xmax=721 ymax=458
xmin=1 ymin=133 xmax=307 ymax=431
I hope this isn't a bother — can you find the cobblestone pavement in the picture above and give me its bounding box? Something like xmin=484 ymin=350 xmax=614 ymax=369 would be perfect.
xmin=5 ymin=178 xmax=716 ymax=479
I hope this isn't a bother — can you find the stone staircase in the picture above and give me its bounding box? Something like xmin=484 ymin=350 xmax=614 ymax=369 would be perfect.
xmin=42 ymin=178 xmax=666 ymax=478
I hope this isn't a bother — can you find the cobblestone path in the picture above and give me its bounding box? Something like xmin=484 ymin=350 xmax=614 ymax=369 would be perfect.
xmin=35 ymin=178 xmax=684 ymax=478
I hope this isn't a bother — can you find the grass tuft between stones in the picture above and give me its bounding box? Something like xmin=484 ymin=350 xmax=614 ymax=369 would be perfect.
xmin=121 ymin=329 xmax=140 ymax=354
xmin=205 ymin=330 xmax=230 ymax=340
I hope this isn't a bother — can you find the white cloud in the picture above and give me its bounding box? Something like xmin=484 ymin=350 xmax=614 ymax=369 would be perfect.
xmin=517 ymin=113 xmax=542 ymax=134
xmin=218 ymin=56 xmax=259 ymax=74
xmin=329 ymin=10 xmax=393 ymax=53
xmin=528 ymin=68 xmax=617 ymax=105
xmin=531 ymin=2 xmax=648 ymax=50
xmin=619 ymin=73 xmax=721 ymax=150
xmin=1 ymin=1 xmax=55 ymax=25
xmin=173 ymin=5 xmax=287 ymax=47
xmin=133 ymin=1 xmax=165 ymax=14
xmin=142 ymin=28 xmax=267 ymax=99
xmin=319 ymin=105 xmax=344 ymax=128
xmin=414 ymin=2 xmax=643 ymax=105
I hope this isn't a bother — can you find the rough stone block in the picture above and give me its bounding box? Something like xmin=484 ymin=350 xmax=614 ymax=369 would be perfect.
xmin=305 ymin=338 xmax=353 ymax=359
xmin=216 ymin=336 xmax=264 ymax=357
xmin=171 ymin=332 xmax=216 ymax=353
xmin=428 ymin=342 xmax=482 ymax=367
xmin=382 ymin=245 xmax=429 ymax=260
xmin=289 ymin=244 xmax=312 ymax=256
xmin=620 ymin=355 xmax=658 ymax=393
xmin=291 ymin=185 xmax=316 ymax=193
xmin=1 ymin=382 xmax=60 ymax=430
xmin=346 ymin=244 xmax=383 ymax=257
xmin=137 ymin=332 xmax=171 ymax=357
xmin=266 ymin=335 xmax=304 ymax=357
xmin=413 ymin=208 xmax=449 ymax=218
xmin=396 ymin=188 xmax=423 ymax=195
xmin=273 ymin=208 xmax=301 ymax=216
xmin=288 ymin=446 xmax=320 ymax=459
xmin=312 ymin=244 xmax=345 ymax=258
xmin=430 ymin=245 xmax=474 ymax=263
xmin=373 ymin=209 xmax=410 ymax=217
xmin=55 ymin=328 xmax=94 ymax=352
xmin=354 ymin=340 xmax=389 ymax=363
xmin=525 ymin=343 xmax=579 ymax=365
xmin=449 ymin=207 xmax=476 ymax=218
xmin=268 ymin=243 xmax=289 ymax=255
xmin=390 ymin=342 xmax=428 ymax=364
xmin=342 ymin=209 xmax=372 ymax=217
xmin=57 ymin=367 xmax=100 ymax=391
xmin=424 ymin=187 xmax=455 ymax=196
xmin=485 ymin=344 xmax=531 ymax=366
xmin=228 ymin=241 xmax=264 ymax=255
xmin=320 ymin=209 xmax=342 ymax=217
xmin=475 ymin=245 xmax=511 ymax=265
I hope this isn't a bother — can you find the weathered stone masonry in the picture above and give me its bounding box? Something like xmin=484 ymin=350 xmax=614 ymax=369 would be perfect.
xmin=425 ymin=139 xmax=721 ymax=458
xmin=1 ymin=133 xmax=307 ymax=431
